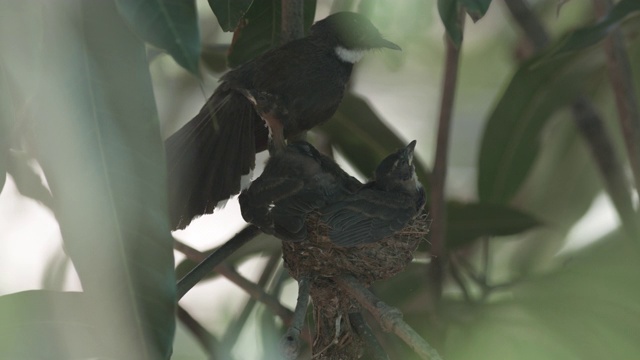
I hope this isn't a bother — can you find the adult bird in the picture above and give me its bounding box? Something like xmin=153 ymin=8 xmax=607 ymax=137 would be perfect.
xmin=321 ymin=140 xmax=426 ymax=247
xmin=166 ymin=11 xmax=401 ymax=229
xmin=239 ymin=141 xmax=362 ymax=241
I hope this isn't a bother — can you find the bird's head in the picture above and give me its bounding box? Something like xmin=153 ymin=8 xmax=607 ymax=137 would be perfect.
xmin=374 ymin=140 xmax=421 ymax=192
xmin=311 ymin=12 xmax=401 ymax=63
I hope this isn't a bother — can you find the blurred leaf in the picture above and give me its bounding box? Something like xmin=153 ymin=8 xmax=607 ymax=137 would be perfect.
xmin=208 ymin=0 xmax=254 ymax=32
xmin=447 ymin=201 xmax=541 ymax=249
xmin=41 ymin=249 xmax=70 ymax=291
xmin=540 ymin=0 xmax=640 ymax=62
xmin=461 ymin=0 xmax=492 ymax=22
xmin=227 ymin=0 xmax=316 ymax=67
xmin=115 ymin=0 xmax=201 ymax=74
xmin=320 ymin=93 xmax=431 ymax=188
xmin=2 ymin=1 xmax=176 ymax=358
xmin=477 ymin=49 xmax=603 ymax=204
xmin=6 ymin=150 xmax=54 ymax=210
xmin=0 ymin=63 xmax=11 ymax=195
xmin=437 ymin=0 xmax=462 ymax=47
xmin=0 ymin=291 xmax=102 ymax=359
xmin=445 ymin=230 xmax=640 ymax=360
xmin=508 ymin=114 xmax=603 ymax=274
xmin=201 ymin=44 xmax=230 ymax=73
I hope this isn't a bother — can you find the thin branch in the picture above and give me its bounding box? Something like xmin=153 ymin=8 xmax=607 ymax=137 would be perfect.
xmin=174 ymin=238 xmax=294 ymax=324
xmin=571 ymin=97 xmax=640 ymax=239
xmin=349 ymin=312 xmax=390 ymax=360
xmin=177 ymin=305 xmax=221 ymax=358
xmin=281 ymin=0 xmax=305 ymax=44
xmin=280 ymin=277 xmax=311 ymax=360
xmin=593 ymin=0 xmax=640 ymax=194
xmin=221 ymin=254 xmax=281 ymax=348
xmin=428 ymin=8 xmax=464 ymax=302
xmin=503 ymin=0 xmax=549 ymax=50
xmin=176 ymin=225 xmax=260 ymax=299
xmin=337 ymin=275 xmax=443 ymax=360
xmin=448 ymin=258 xmax=473 ymax=304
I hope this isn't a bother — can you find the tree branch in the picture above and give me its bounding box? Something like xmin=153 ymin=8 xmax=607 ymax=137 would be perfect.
xmin=177 ymin=305 xmax=222 ymax=359
xmin=174 ymin=237 xmax=294 ymax=324
xmin=593 ymin=0 xmax=640 ymax=195
xmin=428 ymin=7 xmax=464 ymax=307
xmin=349 ymin=312 xmax=389 ymax=360
xmin=337 ymin=275 xmax=443 ymax=360
xmin=281 ymin=0 xmax=304 ymax=44
xmin=280 ymin=277 xmax=310 ymax=360
xmin=176 ymin=225 xmax=260 ymax=299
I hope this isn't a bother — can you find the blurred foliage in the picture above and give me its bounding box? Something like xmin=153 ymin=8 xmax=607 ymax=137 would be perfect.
xmin=1 ymin=0 xmax=640 ymax=359
xmin=116 ymin=0 xmax=201 ymax=74
xmin=227 ymin=0 xmax=317 ymax=67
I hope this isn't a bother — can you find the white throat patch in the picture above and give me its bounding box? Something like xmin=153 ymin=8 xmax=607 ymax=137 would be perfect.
xmin=335 ymin=46 xmax=366 ymax=63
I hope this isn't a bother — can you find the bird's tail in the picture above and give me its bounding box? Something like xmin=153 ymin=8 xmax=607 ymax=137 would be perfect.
xmin=165 ymin=88 xmax=264 ymax=229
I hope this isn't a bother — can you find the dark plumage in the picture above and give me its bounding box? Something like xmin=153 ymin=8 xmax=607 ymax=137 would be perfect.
xmin=239 ymin=141 xmax=361 ymax=241
xmin=166 ymin=12 xmax=400 ymax=229
xmin=321 ymin=140 xmax=426 ymax=247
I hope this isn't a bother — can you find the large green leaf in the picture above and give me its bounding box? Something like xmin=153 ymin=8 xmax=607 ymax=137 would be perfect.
xmin=447 ymin=201 xmax=541 ymax=249
xmin=445 ymin=230 xmax=640 ymax=360
xmin=540 ymin=0 xmax=640 ymax=62
xmin=115 ymin=0 xmax=201 ymax=74
xmin=477 ymin=50 xmax=603 ymax=204
xmin=320 ymin=93 xmax=431 ymax=188
xmin=227 ymin=0 xmax=316 ymax=67
xmin=208 ymin=0 xmax=254 ymax=31
xmin=0 ymin=291 xmax=101 ymax=359
xmin=1 ymin=1 xmax=176 ymax=358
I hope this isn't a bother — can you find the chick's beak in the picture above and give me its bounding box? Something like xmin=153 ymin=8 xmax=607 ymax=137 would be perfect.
xmin=404 ymin=140 xmax=416 ymax=165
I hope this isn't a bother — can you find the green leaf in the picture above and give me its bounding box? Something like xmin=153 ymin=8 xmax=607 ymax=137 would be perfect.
xmin=1 ymin=1 xmax=176 ymax=358
xmin=461 ymin=0 xmax=492 ymax=22
xmin=477 ymin=50 xmax=603 ymax=204
xmin=446 ymin=201 xmax=541 ymax=249
xmin=540 ymin=0 xmax=640 ymax=62
xmin=115 ymin=0 xmax=201 ymax=74
xmin=227 ymin=0 xmax=316 ymax=67
xmin=320 ymin=93 xmax=431 ymax=189
xmin=208 ymin=0 xmax=254 ymax=32
xmin=438 ymin=0 xmax=462 ymax=47
xmin=445 ymin=230 xmax=640 ymax=359
xmin=0 ymin=291 xmax=102 ymax=359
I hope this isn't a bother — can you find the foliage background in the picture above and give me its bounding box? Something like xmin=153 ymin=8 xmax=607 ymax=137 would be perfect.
xmin=0 ymin=0 xmax=639 ymax=359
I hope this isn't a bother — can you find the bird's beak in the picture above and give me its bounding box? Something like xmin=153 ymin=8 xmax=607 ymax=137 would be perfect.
xmin=404 ymin=140 xmax=416 ymax=165
xmin=377 ymin=38 xmax=402 ymax=51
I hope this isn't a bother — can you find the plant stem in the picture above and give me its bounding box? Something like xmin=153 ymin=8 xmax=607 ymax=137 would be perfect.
xmin=428 ymin=8 xmax=464 ymax=303
xmin=593 ymin=0 xmax=640 ymax=196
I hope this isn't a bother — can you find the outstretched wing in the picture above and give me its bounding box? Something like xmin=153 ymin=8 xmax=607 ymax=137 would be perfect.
xmin=320 ymin=190 xmax=416 ymax=247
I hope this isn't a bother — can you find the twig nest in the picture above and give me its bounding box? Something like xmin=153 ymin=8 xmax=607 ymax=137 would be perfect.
xmin=282 ymin=211 xmax=430 ymax=285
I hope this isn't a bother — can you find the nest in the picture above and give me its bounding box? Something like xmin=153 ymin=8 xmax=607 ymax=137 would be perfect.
xmin=282 ymin=211 xmax=430 ymax=285
xmin=282 ymin=211 xmax=430 ymax=358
